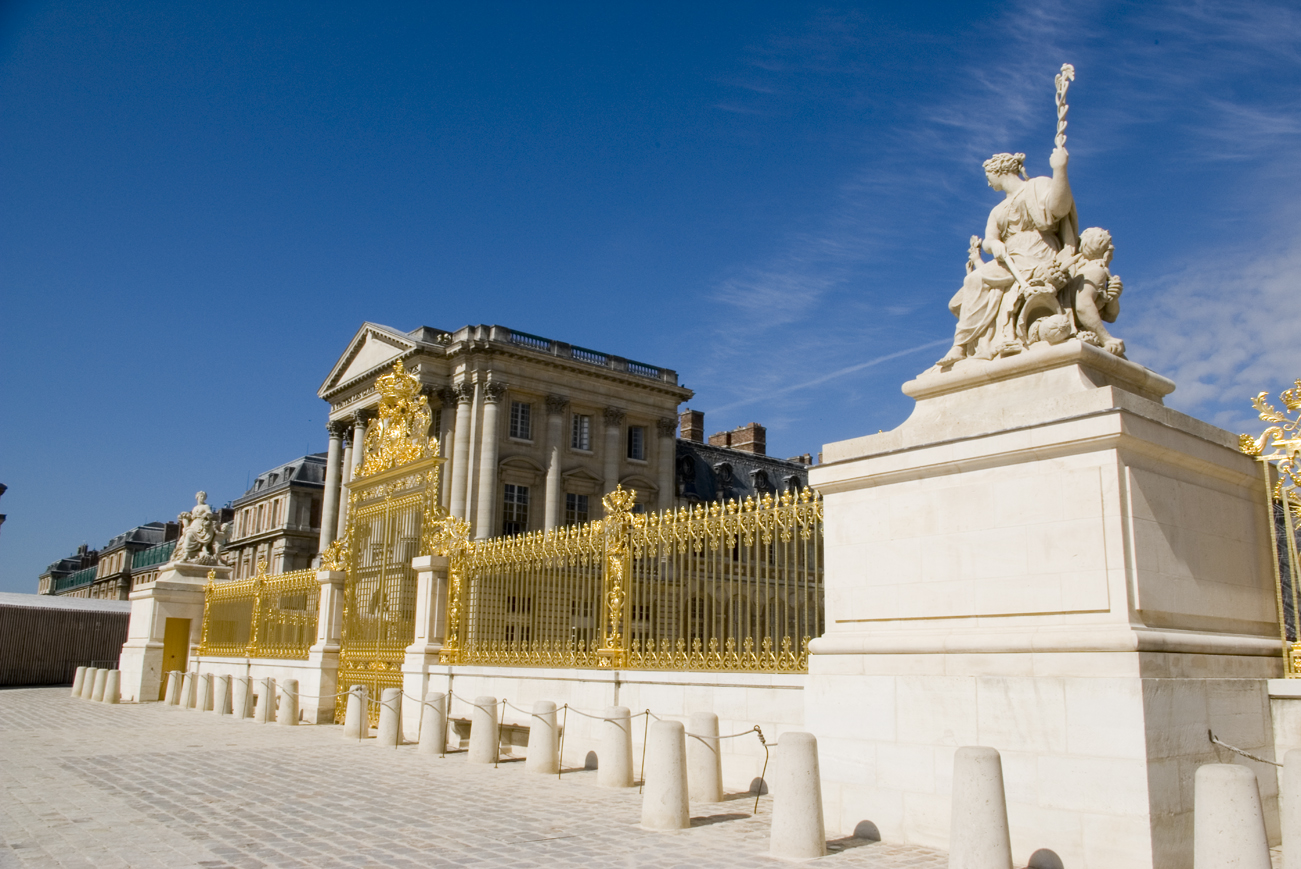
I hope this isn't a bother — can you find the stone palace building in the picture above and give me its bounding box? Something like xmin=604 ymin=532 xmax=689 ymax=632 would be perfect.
xmin=316 ymin=322 xmax=812 ymax=549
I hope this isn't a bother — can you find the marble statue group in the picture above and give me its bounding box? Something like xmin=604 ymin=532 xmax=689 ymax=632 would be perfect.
xmin=172 ymin=490 xmax=230 ymax=565
xmin=936 ymin=65 xmax=1125 ymax=370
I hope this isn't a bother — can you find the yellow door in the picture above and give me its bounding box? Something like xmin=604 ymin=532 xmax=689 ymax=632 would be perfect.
xmin=159 ymin=618 xmax=191 ymax=700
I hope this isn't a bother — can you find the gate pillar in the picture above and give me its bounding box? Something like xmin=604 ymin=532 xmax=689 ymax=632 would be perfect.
xmin=402 ymin=555 xmax=449 ymax=736
xmin=300 ymin=568 xmax=345 ymax=724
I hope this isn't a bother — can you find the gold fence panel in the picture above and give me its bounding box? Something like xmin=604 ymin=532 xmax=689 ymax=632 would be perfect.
xmin=197 ymin=563 xmax=319 ymax=660
xmin=1241 ymin=379 xmax=1301 ymax=675
xmin=441 ymin=486 xmax=823 ymax=673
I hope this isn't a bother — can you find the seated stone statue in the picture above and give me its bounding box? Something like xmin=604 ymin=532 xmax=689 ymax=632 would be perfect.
xmin=173 ymin=491 xmax=227 ymax=565
xmin=1067 ymin=227 xmax=1124 ymax=356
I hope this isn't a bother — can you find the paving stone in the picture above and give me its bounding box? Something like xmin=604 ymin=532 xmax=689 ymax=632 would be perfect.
xmin=4 ymin=687 xmax=975 ymax=868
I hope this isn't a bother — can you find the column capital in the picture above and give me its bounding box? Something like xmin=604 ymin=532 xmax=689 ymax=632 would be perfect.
xmin=545 ymin=394 xmax=570 ymax=415
xmin=454 ymin=381 xmax=476 ymax=404
xmin=326 ymin=420 xmax=349 ymax=438
xmin=656 ymin=417 xmax=678 ymax=438
xmin=603 ymin=406 xmax=626 ymax=427
xmin=435 ymin=386 xmax=458 ymax=407
xmin=483 ymin=381 xmax=508 ymax=403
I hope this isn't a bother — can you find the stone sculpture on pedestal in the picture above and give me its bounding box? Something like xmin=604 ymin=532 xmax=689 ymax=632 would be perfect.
xmin=936 ymin=63 xmax=1125 ymax=369
xmin=171 ymin=491 xmax=230 ymax=565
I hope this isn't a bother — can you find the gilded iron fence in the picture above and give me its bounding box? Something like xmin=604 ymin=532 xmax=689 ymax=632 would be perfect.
xmin=1241 ymin=379 xmax=1301 ymax=675
xmin=441 ymin=486 xmax=823 ymax=673
xmin=197 ymin=563 xmax=320 ymax=659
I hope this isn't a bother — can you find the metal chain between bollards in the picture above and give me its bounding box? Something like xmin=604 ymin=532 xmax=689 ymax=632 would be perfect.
xmin=1209 ymin=729 xmax=1282 ymax=767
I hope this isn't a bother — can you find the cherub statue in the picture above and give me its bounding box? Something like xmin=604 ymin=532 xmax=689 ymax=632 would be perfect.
xmin=1068 ymin=227 xmax=1124 ymax=356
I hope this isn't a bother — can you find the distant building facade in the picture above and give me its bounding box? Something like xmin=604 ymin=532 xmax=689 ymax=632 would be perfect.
xmin=225 ymin=453 xmax=327 ymax=578
xmin=39 ymin=523 xmax=180 ymax=600
xmin=318 ymin=323 xmax=694 ymax=544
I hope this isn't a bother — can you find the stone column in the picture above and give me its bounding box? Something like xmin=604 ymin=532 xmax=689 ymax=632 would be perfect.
xmin=335 ymin=430 xmax=353 ymax=540
xmin=473 ymin=382 xmax=507 ymax=540
xmin=318 ymin=422 xmax=346 ymax=550
xmin=449 ymin=382 xmax=476 ymax=520
xmin=303 ymin=568 xmax=345 ymax=725
xmin=656 ymin=417 xmax=677 ymax=511
xmin=602 ymin=407 xmax=625 ymax=502
xmin=544 ymin=395 xmax=569 ymax=530
xmin=436 ymin=388 xmax=458 ymax=507
xmin=402 ymin=554 xmax=450 ymax=738
xmin=337 ymin=412 xmax=369 ymax=540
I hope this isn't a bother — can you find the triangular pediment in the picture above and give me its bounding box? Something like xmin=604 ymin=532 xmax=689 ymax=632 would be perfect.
xmin=319 ymin=323 xmax=417 ymax=397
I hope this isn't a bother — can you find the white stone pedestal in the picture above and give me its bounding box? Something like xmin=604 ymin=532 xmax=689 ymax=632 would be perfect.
xmin=118 ymin=562 xmax=233 ymax=704
xmin=402 ymin=555 xmax=449 ymax=737
xmin=806 ymin=341 xmax=1282 ymax=869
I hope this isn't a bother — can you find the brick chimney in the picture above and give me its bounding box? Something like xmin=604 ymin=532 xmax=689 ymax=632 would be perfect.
xmin=679 ymin=408 xmax=705 ymax=443
xmin=708 ymin=422 xmax=767 ymax=455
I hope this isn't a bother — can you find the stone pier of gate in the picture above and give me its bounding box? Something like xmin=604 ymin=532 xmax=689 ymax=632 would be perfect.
xmin=806 ymin=342 xmax=1281 ymax=869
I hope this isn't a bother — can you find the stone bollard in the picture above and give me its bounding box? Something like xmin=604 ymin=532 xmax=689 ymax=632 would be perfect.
xmin=418 ymin=692 xmax=447 ymax=756
xmin=180 ymin=671 xmax=196 ymax=709
xmin=376 ymin=688 xmax=402 ymax=746
xmin=81 ymin=667 xmax=100 ymax=700
xmin=71 ymin=666 xmax=88 ymax=698
xmin=1285 ymin=750 xmax=1301 ymax=869
xmin=91 ymin=668 xmax=109 ymax=702
xmin=278 ymin=680 xmax=300 ymax=726
xmin=214 ymin=675 xmax=232 ymax=715
xmin=468 ymin=696 xmax=499 ymax=763
xmin=232 ymin=677 xmax=253 ymax=719
xmin=195 ymin=673 xmax=213 ymax=712
xmin=343 ymin=685 xmax=369 ymax=739
xmin=526 ymin=701 xmax=559 ymax=774
xmin=164 ymin=671 xmax=182 ymax=706
xmin=1194 ymin=763 xmax=1271 ymax=869
xmin=254 ymin=677 xmax=277 ymax=724
xmin=770 ymin=732 xmax=827 ymax=860
xmin=102 ymin=670 xmax=120 ymax=705
xmin=687 ymin=712 xmax=724 ymax=803
xmin=642 ymin=720 xmax=690 ymax=830
xmin=949 ymin=746 xmax=1012 ymax=869
xmin=598 ymin=706 xmax=634 ymax=788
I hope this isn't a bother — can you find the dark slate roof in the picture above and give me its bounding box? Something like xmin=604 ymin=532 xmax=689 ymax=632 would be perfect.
xmin=102 ymin=522 xmax=174 ymax=553
xmin=675 ymin=440 xmax=811 ymax=504
xmin=232 ymin=453 xmax=328 ymax=507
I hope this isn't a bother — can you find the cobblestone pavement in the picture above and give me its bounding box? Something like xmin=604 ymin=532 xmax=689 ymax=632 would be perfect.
xmin=0 ymin=687 xmax=949 ymax=869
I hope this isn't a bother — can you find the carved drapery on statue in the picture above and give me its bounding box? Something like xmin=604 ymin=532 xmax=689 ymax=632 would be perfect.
xmin=935 ymin=65 xmax=1127 ymax=371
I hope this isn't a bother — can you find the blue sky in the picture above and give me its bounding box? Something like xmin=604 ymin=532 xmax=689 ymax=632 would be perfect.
xmin=2 ymin=1 xmax=1299 ymax=591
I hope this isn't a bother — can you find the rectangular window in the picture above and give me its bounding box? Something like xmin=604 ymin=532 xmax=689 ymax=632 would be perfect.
xmin=565 ymin=493 xmax=589 ymax=525
xmin=503 ymin=484 xmax=530 ymax=536
xmin=509 ymin=401 xmax=532 ymax=440
xmin=571 ymin=413 xmax=591 ymax=450
xmin=627 ymin=425 xmax=646 ymax=460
